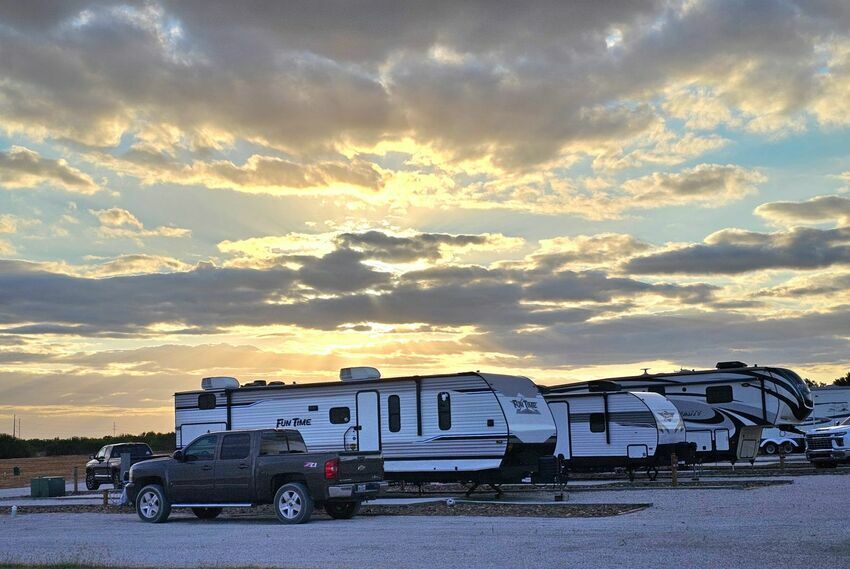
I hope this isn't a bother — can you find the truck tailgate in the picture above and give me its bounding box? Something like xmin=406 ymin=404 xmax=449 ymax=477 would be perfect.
xmin=337 ymin=454 xmax=383 ymax=483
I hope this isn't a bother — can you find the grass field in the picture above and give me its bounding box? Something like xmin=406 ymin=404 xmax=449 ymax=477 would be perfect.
xmin=0 ymin=455 xmax=88 ymax=489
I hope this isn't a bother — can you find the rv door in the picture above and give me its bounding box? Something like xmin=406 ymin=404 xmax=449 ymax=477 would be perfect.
xmin=356 ymin=391 xmax=381 ymax=452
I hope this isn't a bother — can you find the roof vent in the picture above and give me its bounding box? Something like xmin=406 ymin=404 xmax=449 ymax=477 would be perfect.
xmin=201 ymin=376 xmax=240 ymax=390
xmin=716 ymin=361 xmax=747 ymax=369
xmin=243 ymin=379 xmax=268 ymax=387
xmin=340 ymin=367 xmax=381 ymax=382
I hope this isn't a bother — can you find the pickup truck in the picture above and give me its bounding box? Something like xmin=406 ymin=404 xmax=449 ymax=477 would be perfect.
xmin=806 ymin=415 xmax=850 ymax=468
xmin=125 ymin=428 xmax=386 ymax=524
xmin=86 ymin=442 xmax=157 ymax=490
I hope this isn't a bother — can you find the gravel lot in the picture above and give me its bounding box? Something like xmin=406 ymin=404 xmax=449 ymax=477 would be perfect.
xmin=1 ymin=474 xmax=847 ymax=569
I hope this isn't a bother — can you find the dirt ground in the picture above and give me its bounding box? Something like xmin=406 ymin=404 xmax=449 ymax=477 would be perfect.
xmin=0 ymin=455 xmax=89 ymax=489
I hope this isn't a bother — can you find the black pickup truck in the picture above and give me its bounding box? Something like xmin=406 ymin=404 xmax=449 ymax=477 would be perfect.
xmin=85 ymin=442 xmax=157 ymax=490
xmin=125 ymin=428 xmax=386 ymax=524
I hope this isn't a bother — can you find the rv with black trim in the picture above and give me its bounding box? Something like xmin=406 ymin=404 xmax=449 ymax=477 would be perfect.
xmin=543 ymin=389 xmax=693 ymax=477
xmin=543 ymin=362 xmax=813 ymax=463
xmin=174 ymin=368 xmax=557 ymax=484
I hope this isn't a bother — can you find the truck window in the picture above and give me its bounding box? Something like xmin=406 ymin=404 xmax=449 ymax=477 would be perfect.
xmin=589 ymin=413 xmax=606 ymax=433
xmin=330 ymin=407 xmax=350 ymax=424
xmin=184 ymin=434 xmax=217 ymax=461
xmin=110 ymin=446 xmax=123 ymax=458
xmin=438 ymin=392 xmax=451 ymax=431
xmin=388 ymin=395 xmax=401 ymax=433
xmin=95 ymin=446 xmax=108 ymax=460
xmin=706 ymin=385 xmax=733 ymax=404
xmin=286 ymin=432 xmax=307 ymax=453
xmin=260 ymin=432 xmax=289 ymax=455
xmin=220 ymin=433 xmax=251 ymax=460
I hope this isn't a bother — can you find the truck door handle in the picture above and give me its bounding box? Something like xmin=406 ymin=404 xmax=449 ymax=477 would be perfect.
xmin=238 ymin=464 xmax=249 ymax=470
xmin=202 ymin=465 xmax=213 ymax=471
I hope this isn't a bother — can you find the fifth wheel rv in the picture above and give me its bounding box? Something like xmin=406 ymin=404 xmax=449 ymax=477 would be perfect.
xmin=544 ymin=362 xmax=813 ymax=463
xmin=174 ymin=368 xmax=557 ymax=485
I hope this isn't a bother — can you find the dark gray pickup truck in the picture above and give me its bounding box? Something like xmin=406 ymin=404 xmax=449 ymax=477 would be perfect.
xmin=125 ymin=428 xmax=386 ymax=524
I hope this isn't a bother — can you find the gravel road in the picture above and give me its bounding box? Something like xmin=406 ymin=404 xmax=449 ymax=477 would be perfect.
xmin=1 ymin=474 xmax=847 ymax=569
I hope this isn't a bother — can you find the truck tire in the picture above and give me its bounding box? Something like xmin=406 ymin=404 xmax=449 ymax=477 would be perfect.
xmin=85 ymin=470 xmax=100 ymax=491
xmin=191 ymin=507 xmax=223 ymax=520
xmin=274 ymin=482 xmax=313 ymax=524
xmin=325 ymin=501 xmax=361 ymax=520
xmin=136 ymin=484 xmax=171 ymax=523
xmin=762 ymin=442 xmax=777 ymax=455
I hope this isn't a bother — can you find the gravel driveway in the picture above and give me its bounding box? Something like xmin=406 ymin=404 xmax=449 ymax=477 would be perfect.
xmin=1 ymin=474 xmax=847 ymax=569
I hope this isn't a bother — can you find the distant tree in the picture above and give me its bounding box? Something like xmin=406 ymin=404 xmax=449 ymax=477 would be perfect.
xmin=804 ymin=378 xmax=827 ymax=388
xmin=0 ymin=434 xmax=31 ymax=459
xmin=835 ymin=372 xmax=850 ymax=387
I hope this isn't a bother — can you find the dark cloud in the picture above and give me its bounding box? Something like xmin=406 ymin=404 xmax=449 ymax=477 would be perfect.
xmin=625 ymin=227 xmax=850 ymax=275
xmin=0 ymin=146 xmax=98 ymax=193
xmin=525 ymin=270 xmax=717 ymax=304
xmin=755 ymin=195 xmax=850 ymax=226
xmin=335 ymin=231 xmax=491 ymax=262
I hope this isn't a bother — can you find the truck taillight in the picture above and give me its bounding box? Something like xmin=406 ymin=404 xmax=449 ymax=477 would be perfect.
xmin=324 ymin=458 xmax=339 ymax=480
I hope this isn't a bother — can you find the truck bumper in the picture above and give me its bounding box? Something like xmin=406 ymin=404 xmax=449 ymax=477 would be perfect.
xmin=327 ymin=481 xmax=387 ymax=501
xmin=807 ymin=450 xmax=848 ymax=462
xmin=124 ymin=482 xmax=140 ymax=505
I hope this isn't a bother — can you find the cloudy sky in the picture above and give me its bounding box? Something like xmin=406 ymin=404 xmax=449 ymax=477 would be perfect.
xmin=2 ymin=1 xmax=850 ymax=437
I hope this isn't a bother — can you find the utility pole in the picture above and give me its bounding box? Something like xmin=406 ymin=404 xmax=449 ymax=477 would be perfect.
xmin=113 ymin=421 xmax=116 ymax=437
xmin=11 ymin=414 xmax=14 ymax=438
xmin=16 ymin=417 xmax=21 ymax=439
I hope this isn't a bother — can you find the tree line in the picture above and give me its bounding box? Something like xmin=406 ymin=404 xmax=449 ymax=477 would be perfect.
xmin=0 ymin=432 xmax=175 ymax=460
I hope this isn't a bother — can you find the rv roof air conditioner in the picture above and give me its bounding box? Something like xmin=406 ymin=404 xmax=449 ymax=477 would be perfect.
xmin=716 ymin=361 xmax=748 ymax=369
xmin=201 ymin=376 xmax=240 ymax=390
xmin=340 ymin=367 xmax=381 ymax=382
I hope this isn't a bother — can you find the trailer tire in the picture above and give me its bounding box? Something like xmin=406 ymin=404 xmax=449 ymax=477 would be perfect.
xmin=274 ymin=482 xmax=313 ymax=524
xmin=191 ymin=507 xmax=223 ymax=520
xmin=85 ymin=470 xmax=100 ymax=490
xmin=780 ymin=441 xmax=795 ymax=454
xmin=325 ymin=501 xmax=360 ymax=519
xmin=762 ymin=442 xmax=778 ymax=455
xmin=136 ymin=484 xmax=171 ymax=523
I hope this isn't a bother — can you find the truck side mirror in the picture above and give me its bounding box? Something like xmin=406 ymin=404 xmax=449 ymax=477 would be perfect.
xmin=172 ymin=450 xmax=184 ymax=462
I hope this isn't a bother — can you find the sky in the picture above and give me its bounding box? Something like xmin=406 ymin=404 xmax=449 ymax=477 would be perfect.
xmin=2 ymin=0 xmax=850 ymax=438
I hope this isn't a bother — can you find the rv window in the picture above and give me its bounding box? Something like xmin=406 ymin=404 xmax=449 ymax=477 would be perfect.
xmin=220 ymin=433 xmax=251 ymax=460
xmin=329 ymin=407 xmax=350 ymax=424
xmin=388 ymin=395 xmax=401 ymax=433
xmin=438 ymin=392 xmax=451 ymax=431
xmin=648 ymin=385 xmax=666 ymax=395
xmin=198 ymin=393 xmax=217 ymax=410
xmin=286 ymin=432 xmax=307 ymax=453
xmin=706 ymin=385 xmax=733 ymax=404
xmin=589 ymin=413 xmax=606 ymax=433
xmin=184 ymin=434 xmax=217 ymax=461
xmin=259 ymin=432 xmax=289 ymax=455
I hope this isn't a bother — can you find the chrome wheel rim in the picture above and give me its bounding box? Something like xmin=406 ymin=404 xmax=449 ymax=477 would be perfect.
xmin=139 ymin=491 xmax=160 ymax=518
xmin=278 ymin=490 xmax=302 ymax=519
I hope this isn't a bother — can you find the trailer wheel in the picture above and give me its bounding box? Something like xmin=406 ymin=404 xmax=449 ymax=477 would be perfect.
xmin=780 ymin=441 xmax=795 ymax=454
xmin=192 ymin=507 xmax=223 ymax=520
xmin=325 ymin=501 xmax=361 ymax=519
xmin=85 ymin=470 xmax=100 ymax=490
xmin=136 ymin=484 xmax=171 ymax=523
xmin=762 ymin=442 xmax=778 ymax=455
xmin=274 ymin=482 xmax=313 ymax=524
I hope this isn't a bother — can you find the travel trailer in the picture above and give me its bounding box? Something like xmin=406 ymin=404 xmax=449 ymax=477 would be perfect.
xmin=544 ymin=362 xmax=813 ymax=463
xmin=174 ymin=368 xmax=557 ymax=484
xmin=761 ymin=386 xmax=850 ymax=454
xmin=543 ymin=389 xmax=692 ymax=477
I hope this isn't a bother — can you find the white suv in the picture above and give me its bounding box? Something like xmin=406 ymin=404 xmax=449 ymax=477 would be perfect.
xmin=806 ymin=415 xmax=850 ymax=468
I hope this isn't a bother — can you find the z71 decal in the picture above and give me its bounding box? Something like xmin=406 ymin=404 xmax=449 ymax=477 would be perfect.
xmin=304 ymin=462 xmax=318 ymax=468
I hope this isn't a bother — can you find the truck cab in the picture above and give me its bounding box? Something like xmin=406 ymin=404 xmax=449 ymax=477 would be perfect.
xmin=85 ymin=442 xmax=154 ymax=490
xmin=126 ymin=428 xmax=386 ymax=524
xmin=806 ymin=416 xmax=850 ymax=467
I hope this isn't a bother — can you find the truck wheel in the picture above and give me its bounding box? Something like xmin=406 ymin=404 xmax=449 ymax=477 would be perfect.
xmin=780 ymin=442 xmax=795 ymax=454
xmin=85 ymin=470 xmax=100 ymax=490
xmin=762 ymin=442 xmax=777 ymax=455
xmin=192 ymin=507 xmax=223 ymax=520
xmin=325 ymin=501 xmax=361 ymax=519
xmin=136 ymin=484 xmax=171 ymax=523
xmin=274 ymin=482 xmax=313 ymax=524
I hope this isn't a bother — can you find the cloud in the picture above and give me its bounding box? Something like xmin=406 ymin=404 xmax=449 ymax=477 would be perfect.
xmin=0 ymin=146 xmax=98 ymax=194
xmin=625 ymin=226 xmax=850 ymax=275
xmin=90 ymin=207 xmax=191 ymax=239
xmin=621 ymin=164 xmax=765 ymax=207
xmin=755 ymin=194 xmax=850 ymax=226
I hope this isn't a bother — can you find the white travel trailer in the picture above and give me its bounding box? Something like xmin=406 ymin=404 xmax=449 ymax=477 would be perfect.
xmin=761 ymin=386 xmax=850 ymax=454
xmin=544 ymin=362 xmax=813 ymax=463
xmin=544 ymin=389 xmax=691 ymax=476
xmin=174 ymin=368 xmax=557 ymax=484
